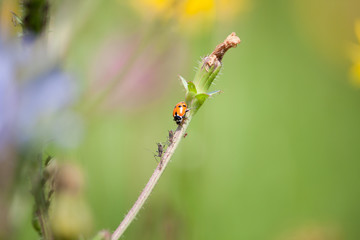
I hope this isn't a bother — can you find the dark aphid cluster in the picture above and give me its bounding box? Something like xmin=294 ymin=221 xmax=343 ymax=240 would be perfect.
xmin=152 ymin=129 xmax=177 ymax=169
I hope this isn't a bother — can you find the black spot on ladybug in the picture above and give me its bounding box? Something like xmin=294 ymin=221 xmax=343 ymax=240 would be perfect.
xmin=182 ymin=105 xmax=186 ymax=107
xmin=178 ymin=105 xmax=182 ymax=108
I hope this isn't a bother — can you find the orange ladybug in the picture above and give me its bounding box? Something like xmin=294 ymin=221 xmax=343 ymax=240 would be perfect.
xmin=173 ymin=101 xmax=189 ymax=125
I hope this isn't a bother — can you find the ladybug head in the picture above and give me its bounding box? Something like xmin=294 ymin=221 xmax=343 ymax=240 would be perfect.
xmin=173 ymin=115 xmax=183 ymax=125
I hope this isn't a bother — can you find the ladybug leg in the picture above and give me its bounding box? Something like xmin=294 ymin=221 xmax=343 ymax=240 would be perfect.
xmin=180 ymin=116 xmax=188 ymax=125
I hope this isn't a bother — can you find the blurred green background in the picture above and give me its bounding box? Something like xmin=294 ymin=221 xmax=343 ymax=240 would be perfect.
xmin=2 ymin=0 xmax=360 ymax=239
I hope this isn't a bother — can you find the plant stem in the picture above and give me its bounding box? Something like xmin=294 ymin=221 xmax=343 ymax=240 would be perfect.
xmin=32 ymin=153 xmax=53 ymax=240
xmin=35 ymin=206 xmax=53 ymax=240
xmin=111 ymin=115 xmax=192 ymax=240
xmin=111 ymin=32 xmax=241 ymax=240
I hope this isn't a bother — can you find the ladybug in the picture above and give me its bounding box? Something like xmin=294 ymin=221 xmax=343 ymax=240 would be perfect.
xmin=173 ymin=101 xmax=189 ymax=125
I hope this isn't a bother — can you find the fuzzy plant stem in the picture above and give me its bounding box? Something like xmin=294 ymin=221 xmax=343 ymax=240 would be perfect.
xmin=110 ymin=32 xmax=240 ymax=240
xmin=32 ymin=153 xmax=53 ymax=240
xmin=111 ymin=115 xmax=192 ymax=240
xmin=35 ymin=206 xmax=52 ymax=240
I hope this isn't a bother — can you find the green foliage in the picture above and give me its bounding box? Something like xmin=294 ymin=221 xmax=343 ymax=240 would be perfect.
xmin=187 ymin=81 xmax=197 ymax=94
xmin=184 ymin=59 xmax=223 ymax=115
xmin=22 ymin=0 xmax=49 ymax=35
xmin=191 ymin=93 xmax=210 ymax=114
xmin=193 ymin=62 xmax=221 ymax=94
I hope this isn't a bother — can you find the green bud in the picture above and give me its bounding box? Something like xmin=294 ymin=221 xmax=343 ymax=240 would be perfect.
xmin=193 ymin=59 xmax=221 ymax=94
xmin=182 ymin=32 xmax=240 ymax=116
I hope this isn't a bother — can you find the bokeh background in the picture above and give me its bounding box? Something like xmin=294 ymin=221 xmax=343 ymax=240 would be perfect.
xmin=1 ymin=0 xmax=360 ymax=239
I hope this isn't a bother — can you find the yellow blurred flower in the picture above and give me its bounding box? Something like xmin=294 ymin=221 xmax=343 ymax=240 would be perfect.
xmin=131 ymin=0 xmax=174 ymax=19
xmin=350 ymin=20 xmax=360 ymax=87
xmin=177 ymin=0 xmax=216 ymax=32
xmin=130 ymin=0 xmax=248 ymax=33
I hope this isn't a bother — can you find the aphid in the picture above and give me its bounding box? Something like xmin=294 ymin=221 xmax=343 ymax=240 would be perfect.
xmin=154 ymin=143 xmax=164 ymax=161
xmin=168 ymin=130 xmax=174 ymax=144
xmin=173 ymin=101 xmax=189 ymax=125
xmin=183 ymin=133 xmax=188 ymax=138
xmin=11 ymin=12 xmax=23 ymax=27
xmin=154 ymin=143 xmax=166 ymax=170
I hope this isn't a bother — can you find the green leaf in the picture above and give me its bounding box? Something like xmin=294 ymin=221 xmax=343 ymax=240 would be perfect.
xmin=184 ymin=82 xmax=197 ymax=105
xmin=191 ymin=93 xmax=209 ymax=114
xmin=179 ymin=75 xmax=188 ymax=92
xmin=195 ymin=93 xmax=209 ymax=103
xmin=187 ymin=81 xmax=197 ymax=94
xmin=207 ymin=90 xmax=222 ymax=97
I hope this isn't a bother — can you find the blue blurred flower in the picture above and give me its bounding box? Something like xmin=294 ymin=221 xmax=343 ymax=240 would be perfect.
xmin=0 ymin=37 xmax=80 ymax=152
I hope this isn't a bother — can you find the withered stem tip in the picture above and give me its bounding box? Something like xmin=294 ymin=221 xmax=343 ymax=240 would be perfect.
xmin=206 ymin=32 xmax=241 ymax=67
